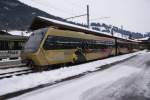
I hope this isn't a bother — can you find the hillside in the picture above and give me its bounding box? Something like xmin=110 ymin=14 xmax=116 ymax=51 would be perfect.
xmin=0 ymin=0 xmax=64 ymax=30
xmin=0 ymin=0 xmax=149 ymax=39
xmin=90 ymin=22 xmax=145 ymax=39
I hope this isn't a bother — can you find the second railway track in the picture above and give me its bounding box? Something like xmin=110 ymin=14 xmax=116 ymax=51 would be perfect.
xmin=0 ymin=65 xmax=35 ymax=80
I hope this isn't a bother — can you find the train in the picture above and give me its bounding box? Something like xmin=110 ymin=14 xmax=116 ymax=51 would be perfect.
xmin=0 ymin=31 xmax=27 ymax=60
xmin=21 ymin=16 xmax=143 ymax=70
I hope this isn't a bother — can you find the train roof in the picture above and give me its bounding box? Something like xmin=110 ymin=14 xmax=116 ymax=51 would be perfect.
xmin=29 ymin=16 xmax=139 ymax=43
xmin=137 ymin=37 xmax=150 ymax=41
xmin=30 ymin=16 xmax=114 ymax=38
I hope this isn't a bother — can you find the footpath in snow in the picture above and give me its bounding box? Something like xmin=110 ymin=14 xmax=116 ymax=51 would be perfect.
xmin=10 ymin=50 xmax=150 ymax=100
xmin=0 ymin=50 xmax=147 ymax=96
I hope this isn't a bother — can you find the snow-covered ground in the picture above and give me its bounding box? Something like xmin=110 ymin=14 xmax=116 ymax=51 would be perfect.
xmin=0 ymin=50 xmax=146 ymax=96
xmin=10 ymin=50 xmax=150 ymax=100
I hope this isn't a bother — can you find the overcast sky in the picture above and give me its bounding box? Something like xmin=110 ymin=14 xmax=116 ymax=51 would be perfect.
xmin=20 ymin=0 xmax=150 ymax=33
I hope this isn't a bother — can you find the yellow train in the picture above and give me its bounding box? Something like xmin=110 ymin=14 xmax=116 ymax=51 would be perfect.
xmin=21 ymin=16 xmax=141 ymax=70
xmin=21 ymin=27 xmax=116 ymax=69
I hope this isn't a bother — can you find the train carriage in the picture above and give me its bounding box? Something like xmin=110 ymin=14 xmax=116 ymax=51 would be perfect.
xmin=22 ymin=27 xmax=115 ymax=68
xmin=21 ymin=16 xmax=142 ymax=69
xmin=116 ymin=38 xmax=132 ymax=54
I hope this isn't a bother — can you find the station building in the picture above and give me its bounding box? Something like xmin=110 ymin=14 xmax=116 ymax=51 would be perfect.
xmin=0 ymin=30 xmax=27 ymax=60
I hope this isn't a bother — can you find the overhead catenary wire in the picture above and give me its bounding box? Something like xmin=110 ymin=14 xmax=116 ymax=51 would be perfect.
xmin=31 ymin=0 xmax=105 ymax=23
xmin=65 ymin=14 xmax=87 ymax=20
xmin=61 ymin=0 xmax=86 ymax=11
xmin=59 ymin=0 xmax=87 ymax=18
xmin=30 ymin=0 xmax=92 ymax=25
xmin=30 ymin=0 xmax=78 ymax=16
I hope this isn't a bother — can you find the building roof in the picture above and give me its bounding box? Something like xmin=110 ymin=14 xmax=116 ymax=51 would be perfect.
xmin=0 ymin=35 xmax=28 ymax=41
xmin=0 ymin=30 xmax=11 ymax=35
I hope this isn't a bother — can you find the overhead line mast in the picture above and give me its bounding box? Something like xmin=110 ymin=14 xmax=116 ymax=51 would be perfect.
xmin=65 ymin=5 xmax=90 ymax=28
xmin=87 ymin=5 xmax=90 ymax=28
xmin=65 ymin=14 xmax=87 ymax=20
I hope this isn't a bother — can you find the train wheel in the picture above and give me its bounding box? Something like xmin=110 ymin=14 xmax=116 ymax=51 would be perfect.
xmin=28 ymin=61 xmax=34 ymax=69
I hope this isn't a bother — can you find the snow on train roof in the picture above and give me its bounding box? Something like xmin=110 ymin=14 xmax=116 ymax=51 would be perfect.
xmin=30 ymin=16 xmax=112 ymax=37
xmin=39 ymin=16 xmax=111 ymax=35
xmin=30 ymin=16 xmax=138 ymax=42
xmin=137 ymin=37 xmax=150 ymax=41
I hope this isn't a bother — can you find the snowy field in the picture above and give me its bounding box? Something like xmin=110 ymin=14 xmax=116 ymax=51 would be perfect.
xmin=9 ymin=50 xmax=150 ymax=100
xmin=0 ymin=50 xmax=146 ymax=97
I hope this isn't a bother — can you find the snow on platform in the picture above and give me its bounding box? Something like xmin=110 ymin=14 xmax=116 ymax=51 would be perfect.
xmin=10 ymin=50 xmax=150 ymax=100
xmin=0 ymin=50 xmax=147 ymax=96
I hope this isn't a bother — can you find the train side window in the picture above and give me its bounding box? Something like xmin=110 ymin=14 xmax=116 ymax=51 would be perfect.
xmin=43 ymin=35 xmax=114 ymax=50
xmin=43 ymin=36 xmax=54 ymax=50
xmin=44 ymin=36 xmax=82 ymax=50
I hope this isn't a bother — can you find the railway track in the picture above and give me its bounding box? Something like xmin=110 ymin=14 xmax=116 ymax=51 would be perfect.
xmin=0 ymin=64 xmax=26 ymax=69
xmin=0 ymin=62 xmax=71 ymax=80
xmin=0 ymin=65 xmax=35 ymax=80
xmin=0 ymin=53 xmax=139 ymax=80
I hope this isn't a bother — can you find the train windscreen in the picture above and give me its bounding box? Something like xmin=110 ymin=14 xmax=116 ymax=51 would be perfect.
xmin=24 ymin=28 xmax=48 ymax=53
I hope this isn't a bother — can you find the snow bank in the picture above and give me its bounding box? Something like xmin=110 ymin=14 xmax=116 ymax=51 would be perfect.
xmin=0 ymin=50 xmax=146 ymax=95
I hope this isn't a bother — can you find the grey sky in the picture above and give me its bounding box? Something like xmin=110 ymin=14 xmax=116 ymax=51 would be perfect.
xmin=20 ymin=0 xmax=150 ymax=33
xmin=88 ymin=0 xmax=150 ymax=33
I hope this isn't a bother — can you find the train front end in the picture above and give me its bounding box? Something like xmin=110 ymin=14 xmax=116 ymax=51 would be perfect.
xmin=21 ymin=28 xmax=48 ymax=68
